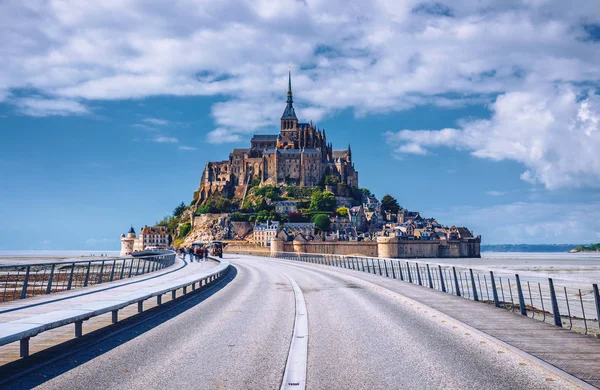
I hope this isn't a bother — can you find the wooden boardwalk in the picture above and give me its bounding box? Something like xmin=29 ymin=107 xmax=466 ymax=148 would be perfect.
xmin=0 ymin=258 xmax=216 ymax=367
xmin=290 ymin=260 xmax=600 ymax=388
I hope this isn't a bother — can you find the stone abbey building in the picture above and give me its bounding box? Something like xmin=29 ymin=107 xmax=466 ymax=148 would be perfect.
xmin=197 ymin=72 xmax=359 ymax=204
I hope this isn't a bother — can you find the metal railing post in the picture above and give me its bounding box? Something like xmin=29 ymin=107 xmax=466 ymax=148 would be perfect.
xmin=416 ymin=263 xmax=423 ymax=286
xmin=83 ymin=262 xmax=91 ymax=287
xmin=593 ymin=284 xmax=600 ymax=329
xmin=46 ymin=264 xmax=55 ymax=295
xmin=383 ymin=260 xmax=389 ymax=277
xmin=438 ymin=265 xmax=446 ymax=292
xmin=426 ymin=264 xmax=433 ymax=288
xmin=20 ymin=266 xmax=31 ymax=299
xmin=377 ymin=259 xmax=383 ymax=275
xmin=490 ymin=271 xmax=500 ymax=307
xmin=109 ymin=260 xmax=116 ymax=282
xmin=97 ymin=261 xmax=105 ymax=284
xmin=406 ymin=262 xmax=413 ymax=283
xmin=135 ymin=259 xmax=141 ymax=276
xmin=391 ymin=261 xmax=396 ymax=279
xmin=515 ymin=274 xmax=527 ymax=316
xmin=548 ymin=278 xmax=562 ymax=327
xmin=452 ymin=267 xmax=461 ymax=297
xmin=398 ymin=262 xmax=404 ymax=281
xmin=469 ymin=269 xmax=478 ymax=301
xmin=67 ymin=263 xmax=75 ymax=290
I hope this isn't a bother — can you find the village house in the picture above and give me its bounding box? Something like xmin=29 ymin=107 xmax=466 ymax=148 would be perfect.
xmin=253 ymin=220 xmax=280 ymax=247
xmin=274 ymin=201 xmax=298 ymax=215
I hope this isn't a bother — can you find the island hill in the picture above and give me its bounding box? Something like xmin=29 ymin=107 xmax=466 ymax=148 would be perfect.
xmin=152 ymin=72 xmax=481 ymax=259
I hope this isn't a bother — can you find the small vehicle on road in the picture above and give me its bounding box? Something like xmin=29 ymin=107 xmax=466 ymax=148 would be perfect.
xmin=209 ymin=240 xmax=226 ymax=258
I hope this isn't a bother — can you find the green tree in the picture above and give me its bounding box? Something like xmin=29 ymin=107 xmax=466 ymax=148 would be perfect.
xmin=336 ymin=207 xmax=349 ymax=217
xmin=309 ymin=190 xmax=336 ymax=212
xmin=179 ymin=222 xmax=192 ymax=238
xmin=359 ymin=188 xmax=372 ymax=197
xmin=381 ymin=194 xmax=400 ymax=214
xmin=312 ymin=214 xmax=331 ymax=232
xmin=173 ymin=201 xmax=187 ymax=217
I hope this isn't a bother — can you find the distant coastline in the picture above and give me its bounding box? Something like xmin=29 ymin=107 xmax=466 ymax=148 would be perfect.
xmin=569 ymin=244 xmax=600 ymax=253
xmin=481 ymin=244 xmax=579 ymax=253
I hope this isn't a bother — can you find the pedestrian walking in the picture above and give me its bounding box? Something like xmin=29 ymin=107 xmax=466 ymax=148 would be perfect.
xmin=189 ymin=247 xmax=194 ymax=262
xmin=204 ymin=246 xmax=208 ymax=260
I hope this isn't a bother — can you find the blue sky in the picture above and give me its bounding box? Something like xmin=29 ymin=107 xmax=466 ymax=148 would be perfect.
xmin=1 ymin=0 xmax=600 ymax=249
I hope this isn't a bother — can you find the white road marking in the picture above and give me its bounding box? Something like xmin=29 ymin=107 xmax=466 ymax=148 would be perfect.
xmin=280 ymin=273 xmax=308 ymax=390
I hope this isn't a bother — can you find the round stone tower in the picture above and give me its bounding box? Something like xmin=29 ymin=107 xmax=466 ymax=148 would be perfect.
xmin=120 ymin=226 xmax=136 ymax=256
xmin=377 ymin=236 xmax=399 ymax=259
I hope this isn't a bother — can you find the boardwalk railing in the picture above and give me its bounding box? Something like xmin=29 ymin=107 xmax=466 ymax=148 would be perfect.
xmin=0 ymin=252 xmax=176 ymax=303
xmin=0 ymin=255 xmax=229 ymax=361
xmin=266 ymin=251 xmax=600 ymax=337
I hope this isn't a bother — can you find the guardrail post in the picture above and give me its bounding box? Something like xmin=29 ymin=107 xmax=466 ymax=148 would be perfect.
xmin=438 ymin=265 xmax=446 ymax=292
xmin=383 ymin=260 xmax=389 ymax=277
xmin=83 ymin=262 xmax=91 ymax=287
xmin=452 ymin=267 xmax=461 ymax=297
xmin=427 ymin=264 xmax=433 ymax=289
xmin=109 ymin=260 xmax=116 ymax=282
xmin=406 ymin=262 xmax=413 ymax=283
xmin=157 ymin=295 xmax=162 ymax=305
xmin=391 ymin=261 xmax=396 ymax=279
xmin=135 ymin=259 xmax=141 ymax=276
xmin=75 ymin=321 xmax=83 ymax=338
xmin=20 ymin=266 xmax=31 ymax=299
xmin=490 ymin=271 xmax=500 ymax=307
xmin=128 ymin=260 xmax=134 ymax=277
xmin=67 ymin=263 xmax=75 ymax=290
xmin=377 ymin=259 xmax=383 ymax=275
xmin=469 ymin=269 xmax=478 ymax=301
xmin=416 ymin=264 xmax=423 ymax=286
xmin=46 ymin=264 xmax=55 ymax=295
xmin=515 ymin=274 xmax=527 ymax=316
xmin=112 ymin=310 xmax=118 ymax=324
xmin=97 ymin=261 xmax=105 ymax=284
xmin=172 ymin=290 xmax=176 ymax=300
xmin=594 ymin=284 xmax=600 ymax=329
xmin=361 ymin=258 xmax=365 ymax=272
xmin=138 ymin=301 xmax=143 ymax=313
xmin=548 ymin=278 xmax=562 ymax=327
xmin=20 ymin=338 xmax=30 ymax=358
xmin=398 ymin=262 xmax=404 ymax=281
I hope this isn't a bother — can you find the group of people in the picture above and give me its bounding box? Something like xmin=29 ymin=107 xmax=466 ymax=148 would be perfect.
xmin=178 ymin=246 xmax=209 ymax=262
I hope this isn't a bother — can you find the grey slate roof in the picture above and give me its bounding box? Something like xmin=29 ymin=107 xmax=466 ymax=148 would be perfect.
xmin=251 ymin=135 xmax=278 ymax=141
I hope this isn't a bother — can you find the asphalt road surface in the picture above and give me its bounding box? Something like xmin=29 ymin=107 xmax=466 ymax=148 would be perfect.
xmin=3 ymin=255 xmax=582 ymax=390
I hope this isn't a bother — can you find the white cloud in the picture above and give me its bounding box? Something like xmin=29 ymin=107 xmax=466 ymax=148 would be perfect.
xmin=153 ymin=135 xmax=178 ymax=143
xmin=0 ymin=0 xmax=599 ymax=168
xmin=431 ymin=201 xmax=600 ymax=244
xmin=387 ymin=86 xmax=600 ymax=189
xmin=143 ymin=117 xmax=169 ymax=126
xmin=14 ymin=97 xmax=88 ymax=117
xmin=179 ymin=145 xmax=197 ymax=151
xmin=486 ymin=191 xmax=508 ymax=196
xmin=207 ymin=128 xmax=242 ymax=144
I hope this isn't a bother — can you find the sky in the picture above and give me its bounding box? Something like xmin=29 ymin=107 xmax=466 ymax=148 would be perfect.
xmin=1 ymin=0 xmax=600 ymax=250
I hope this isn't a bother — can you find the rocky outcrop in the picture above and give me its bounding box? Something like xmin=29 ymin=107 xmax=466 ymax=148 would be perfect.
xmin=182 ymin=214 xmax=254 ymax=246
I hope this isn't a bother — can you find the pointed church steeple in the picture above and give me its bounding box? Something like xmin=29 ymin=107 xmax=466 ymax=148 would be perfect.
xmin=281 ymin=68 xmax=297 ymax=121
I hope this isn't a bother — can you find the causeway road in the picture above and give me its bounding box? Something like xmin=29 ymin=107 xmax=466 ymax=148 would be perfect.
xmin=3 ymin=254 xmax=588 ymax=389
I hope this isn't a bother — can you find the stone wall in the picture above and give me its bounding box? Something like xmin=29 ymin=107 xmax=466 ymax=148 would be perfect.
xmin=269 ymin=237 xmax=481 ymax=258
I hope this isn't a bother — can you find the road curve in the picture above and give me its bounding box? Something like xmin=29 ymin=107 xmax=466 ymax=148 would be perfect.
xmin=3 ymin=254 xmax=582 ymax=390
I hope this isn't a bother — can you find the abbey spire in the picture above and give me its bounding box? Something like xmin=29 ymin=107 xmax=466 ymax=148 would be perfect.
xmin=281 ymin=69 xmax=297 ymax=121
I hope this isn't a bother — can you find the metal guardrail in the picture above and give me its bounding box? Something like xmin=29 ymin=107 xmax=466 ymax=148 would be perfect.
xmin=268 ymin=251 xmax=600 ymax=338
xmin=0 ymin=255 xmax=230 ymax=360
xmin=0 ymin=252 xmax=177 ymax=303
